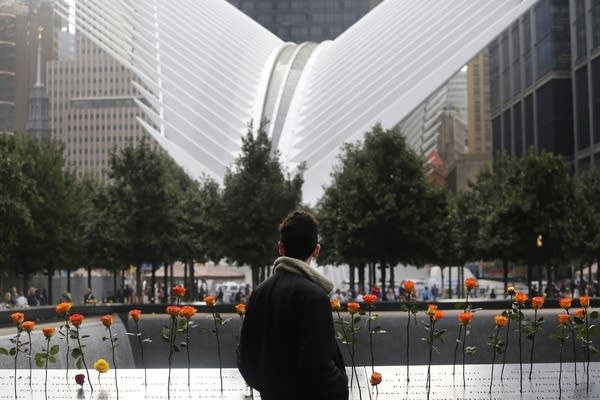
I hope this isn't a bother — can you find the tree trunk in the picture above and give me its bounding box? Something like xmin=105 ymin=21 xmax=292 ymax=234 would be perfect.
xmin=358 ymin=265 xmax=365 ymax=296
xmin=151 ymin=264 xmax=157 ymax=303
xmin=458 ymin=266 xmax=463 ymax=299
xmin=22 ymin=271 xmax=29 ymax=296
xmin=580 ymin=264 xmax=584 ymax=291
xmin=67 ymin=269 xmax=71 ymax=293
xmin=87 ymin=266 xmax=92 ymax=290
xmin=380 ymin=261 xmax=387 ymax=296
xmin=597 ymin=259 xmax=600 ymax=290
xmin=448 ymin=265 xmax=452 ymax=299
xmin=163 ymin=263 xmax=168 ymax=303
xmin=47 ymin=265 xmax=53 ymax=305
xmin=369 ymin=262 xmax=375 ymax=291
xmin=440 ymin=265 xmax=445 ymax=293
xmin=389 ymin=263 xmax=395 ymax=289
xmin=121 ymin=268 xmax=125 ymax=286
xmin=113 ymin=269 xmax=118 ymax=298
xmin=503 ymin=259 xmax=508 ymax=297
xmin=537 ymin=264 xmax=542 ymax=296
xmin=189 ymin=261 xmax=196 ymax=301
xmin=349 ymin=265 xmax=355 ymax=295
xmin=589 ymin=263 xmax=593 ymax=295
xmin=136 ymin=264 xmax=143 ymax=304
xmin=527 ymin=264 xmax=532 ymax=295
xmin=252 ymin=266 xmax=259 ymax=289
xmin=184 ymin=261 xmax=188 ymax=295
xmin=169 ymin=263 xmax=174 ymax=290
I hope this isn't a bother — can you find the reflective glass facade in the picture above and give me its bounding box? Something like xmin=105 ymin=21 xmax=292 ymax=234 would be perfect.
xmin=227 ymin=0 xmax=371 ymax=42
xmin=488 ymin=0 xmax=574 ymax=160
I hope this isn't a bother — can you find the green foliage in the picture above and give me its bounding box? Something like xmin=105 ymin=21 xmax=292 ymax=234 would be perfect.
xmin=220 ymin=122 xmax=303 ymax=287
xmin=318 ymin=123 xmax=445 ymax=270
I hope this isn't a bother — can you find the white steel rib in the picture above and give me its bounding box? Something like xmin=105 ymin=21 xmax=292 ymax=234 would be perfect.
xmin=56 ymin=0 xmax=537 ymax=202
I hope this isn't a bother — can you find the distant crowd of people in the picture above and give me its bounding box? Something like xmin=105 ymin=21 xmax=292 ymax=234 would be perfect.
xmin=2 ymin=286 xmax=48 ymax=309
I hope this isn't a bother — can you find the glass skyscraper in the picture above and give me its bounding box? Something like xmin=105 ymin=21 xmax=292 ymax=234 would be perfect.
xmin=488 ymin=0 xmax=573 ymax=161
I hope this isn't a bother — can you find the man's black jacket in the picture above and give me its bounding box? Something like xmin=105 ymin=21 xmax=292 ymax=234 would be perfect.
xmin=238 ymin=269 xmax=348 ymax=400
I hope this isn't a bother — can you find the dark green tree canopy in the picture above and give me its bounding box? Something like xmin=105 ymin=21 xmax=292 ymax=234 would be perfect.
xmin=220 ymin=123 xmax=303 ymax=287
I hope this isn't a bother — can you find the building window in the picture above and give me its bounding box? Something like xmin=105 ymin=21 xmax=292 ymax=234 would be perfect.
xmin=592 ymin=57 xmax=600 ymax=143
xmin=524 ymin=94 xmax=535 ymax=150
xmin=513 ymin=102 xmax=523 ymax=156
xmin=492 ymin=116 xmax=502 ymax=156
xmin=576 ymin=66 xmax=590 ymax=150
xmin=575 ymin=0 xmax=587 ymax=62
xmin=593 ymin=0 xmax=600 ymax=49
xmin=503 ymin=109 xmax=512 ymax=153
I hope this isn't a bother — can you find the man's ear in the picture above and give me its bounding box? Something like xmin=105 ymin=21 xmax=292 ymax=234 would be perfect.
xmin=311 ymin=243 xmax=321 ymax=259
xmin=277 ymin=241 xmax=285 ymax=256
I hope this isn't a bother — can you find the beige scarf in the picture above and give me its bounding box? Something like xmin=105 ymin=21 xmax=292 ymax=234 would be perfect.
xmin=272 ymin=256 xmax=334 ymax=294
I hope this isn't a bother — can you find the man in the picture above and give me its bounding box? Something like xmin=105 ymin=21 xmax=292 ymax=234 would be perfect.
xmin=238 ymin=210 xmax=348 ymax=400
xmin=83 ymin=288 xmax=95 ymax=304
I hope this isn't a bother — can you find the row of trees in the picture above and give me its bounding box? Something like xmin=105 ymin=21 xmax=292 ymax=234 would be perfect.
xmin=318 ymin=124 xmax=600 ymax=297
xmin=3 ymin=123 xmax=600 ymax=302
xmin=0 ymin=124 xmax=303 ymax=303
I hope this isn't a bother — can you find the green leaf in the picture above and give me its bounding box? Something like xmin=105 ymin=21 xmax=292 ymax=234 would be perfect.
xmin=48 ymin=356 xmax=56 ymax=363
xmin=0 ymin=347 xmax=8 ymax=356
xmin=50 ymin=345 xmax=59 ymax=355
xmin=76 ymin=358 xmax=83 ymax=369
xmin=9 ymin=348 xmax=16 ymax=356
xmin=35 ymin=359 xmax=44 ymax=367
xmin=71 ymin=348 xmax=82 ymax=359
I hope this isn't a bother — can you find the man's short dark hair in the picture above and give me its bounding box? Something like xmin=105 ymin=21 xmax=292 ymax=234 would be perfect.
xmin=279 ymin=210 xmax=319 ymax=260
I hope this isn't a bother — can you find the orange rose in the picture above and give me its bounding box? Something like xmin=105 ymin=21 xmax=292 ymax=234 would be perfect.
xmin=42 ymin=327 xmax=56 ymax=338
xmin=433 ymin=310 xmax=444 ymax=321
xmin=531 ymin=296 xmax=544 ymax=310
xmin=129 ymin=309 xmax=142 ymax=322
xmin=370 ymin=371 xmax=382 ymax=386
xmin=347 ymin=302 xmax=360 ymax=314
xmin=55 ymin=302 xmax=72 ymax=315
xmin=515 ymin=292 xmax=528 ymax=306
xmin=558 ymin=313 xmax=571 ymax=325
xmin=204 ymin=295 xmax=217 ymax=306
xmin=172 ymin=284 xmax=186 ymax=298
xmin=21 ymin=321 xmax=35 ymax=332
xmin=403 ymin=280 xmax=416 ymax=294
xmin=559 ymin=297 xmax=572 ymax=310
xmin=494 ymin=315 xmax=508 ymax=327
xmin=235 ymin=303 xmax=247 ymax=316
xmin=330 ymin=299 xmax=341 ymax=311
xmin=580 ymin=295 xmax=590 ymax=308
xmin=100 ymin=315 xmax=113 ymax=327
xmin=363 ymin=294 xmax=377 ymax=305
xmin=458 ymin=311 xmax=474 ymax=325
xmin=10 ymin=312 xmax=24 ymax=326
xmin=507 ymin=287 xmax=516 ymax=296
xmin=576 ymin=308 xmax=586 ymax=320
xmin=464 ymin=278 xmax=478 ymax=291
xmin=427 ymin=304 xmax=438 ymax=317
xmin=179 ymin=305 xmax=197 ymax=319
xmin=69 ymin=313 xmax=84 ymax=327
xmin=166 ymin=305 xmax=181 ymax=317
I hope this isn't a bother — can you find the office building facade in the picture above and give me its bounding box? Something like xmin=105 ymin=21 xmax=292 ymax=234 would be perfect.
xmin=489 ymin=0 xmax=574 ymax=161
xmin=570 ymin=0 xmax=600 ymax=172
xmin=47 ymin=33 xmax=146 ymax=179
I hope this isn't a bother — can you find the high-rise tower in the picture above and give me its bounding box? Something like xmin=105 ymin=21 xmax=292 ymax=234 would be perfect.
xmin=27 ymin=26 xmax=51 ymax=138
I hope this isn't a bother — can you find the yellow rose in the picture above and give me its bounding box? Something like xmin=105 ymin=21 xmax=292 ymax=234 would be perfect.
xmin=93 ymin=358 xmax=110 ymax=373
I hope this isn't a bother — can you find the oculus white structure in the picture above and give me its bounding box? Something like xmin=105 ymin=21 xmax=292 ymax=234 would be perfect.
xmin=57 ymin=0 xmax=537 ymax=202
